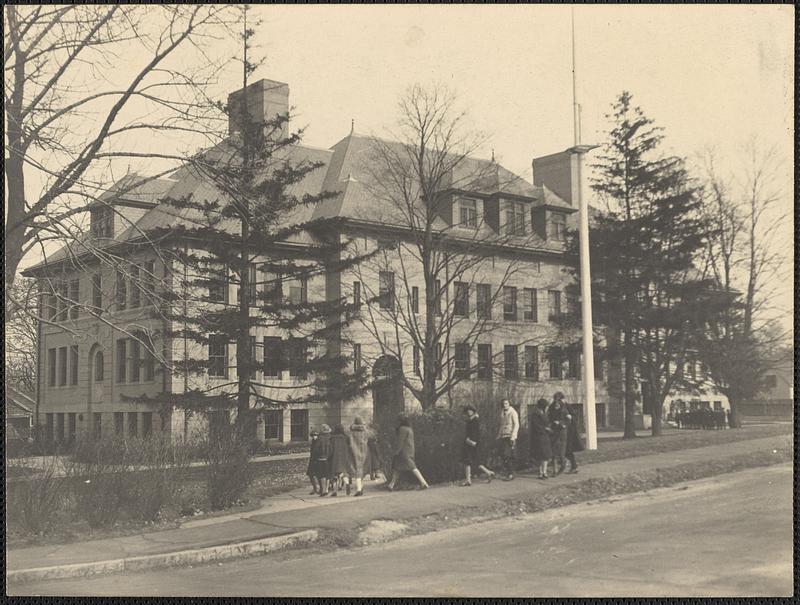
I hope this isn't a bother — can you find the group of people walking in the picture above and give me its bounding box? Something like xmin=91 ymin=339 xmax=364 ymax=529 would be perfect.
xmin=307 ymin=392 xmax=585 ymax=495
xmin=673 ymin=408 xmax=729 ymax=430
xmin=461 ymin=392 xmax=584 ymax=485
xmin=307 ymin=416 xmax=382 ymax=497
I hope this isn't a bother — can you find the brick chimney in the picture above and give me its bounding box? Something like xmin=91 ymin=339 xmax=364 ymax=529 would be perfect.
xmin=227 ymin=78 xmax=289 ymax=139
xmin=532 ymin=150 xmax=580 ymax=206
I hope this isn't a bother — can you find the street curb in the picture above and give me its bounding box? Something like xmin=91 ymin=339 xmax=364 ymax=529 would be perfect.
xmin=6 ymin=529 xmax=318 ymax=585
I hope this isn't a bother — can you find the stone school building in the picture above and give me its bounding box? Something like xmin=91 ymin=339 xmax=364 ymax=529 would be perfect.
xmin=26 ymin=77 xmax=627 ymax=446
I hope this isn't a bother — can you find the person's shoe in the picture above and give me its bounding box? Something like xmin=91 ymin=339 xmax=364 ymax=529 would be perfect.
xmin=330 ymin=492 xmax=338 ymax=497
xmin=538 ymin=474 xmax=547 ymax=480
xmin=354 ymin=491 xmax=363 ymax=496
xmin=385 ymin=484 xmax=394 ymax=492
xmin=460 ymin=481 xmax=472 ymax=487
xmin=506 ymin=473 xmax=514 ymax=481
xmin=310 ymin=490 xmax=318 ymax=495
xmin=319 ymin=491 xmax=328 ymax=497
xmin=567 ymin=468 xmax=578 ymax=474
xmin=417 ymin=484 xmax=429 ymax=490
xmin=486 ymin=472 xmax=495 ymax=484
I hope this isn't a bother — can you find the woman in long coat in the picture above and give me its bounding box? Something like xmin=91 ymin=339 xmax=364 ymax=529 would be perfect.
xmin=311 ymin=424 xmax=332 ymax=496
xmin=347 ymin=416 xmax=369 ymax=496
xmin=386 ymin=413 xmax=429 ymax=491
xmin=564 ymin=410 xmax=584 ymax=473
xmin=328 ymin=424 xmax=351 ymax=496
xmin=530 ymin=399 xmax=553 ymax=479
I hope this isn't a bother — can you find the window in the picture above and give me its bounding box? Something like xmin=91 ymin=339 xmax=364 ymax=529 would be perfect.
xmin=129 ymin=338 xmax=142 ymax=383
xmin=378 ymin=271 xmax=395 ymax=310
xmin=413 ymin=346 xmax=421 ymax=376
xmin=91 ymin=207 xmax=113 ymax=237
xmin=288 ymin=277 xmax=307 ymax=305
xmin=116 ymin=339 xmax=127 ymax=382
xmin=288 ymin=338 xmax=307 ymax=378
xmin=525 ymin=346 xmax=539 ymax=381
xmin=93 ymin=413 xmax=102 ymax=439
xmin=58 ymin=346 xmax=68 ymax=386
xmin=93 ymin=351 xmax=104 ymax=382
xmin=290 ymin=409 xmax=309 ymax=441
xmin=115 ymin=271 xmax=127 ymax=310
xmin=353 ymin=344 xmax=361 ymax=372
xmin=69 ymin=345 xmax=79 ymax=386
xmin=264 ymin=410 xmax=283 ymax=440
xmin=45 ymin=413 xmax=54 ymax=442
xmin=523 ymin=288 xmax=538 ymax=322
xmin=411 ymin=286 xmax=419 ymax=314
xmin=504 ymin=345 xmax=519 ymax=380
xmin=249 ymin=335 xmax=259 ymax=379
xmin=263 ymin=268 xmax=282 ymax=303
xmin=477 ymin=344 xmax=493 ymax=381
xmin=143 ymin=347 xmax=155 ymax=382
xmin=248 ymin=263 xmax=258 ymax=303
xmin=130 ymin=265 xmax=141 ymax=308
xmin=504 ymin=201 xmax=526 ymax=236
xmin=548 ymin=290 xmax=561 ymax=322
xmin=67 ymin=413 xmax=77 ymax=442
xmin=549 ymin=348 xmax=564 ymax=379
xmin=57 ymin=281 xmax=69 ymax=321
xmin=567 ymin=349 xmax=581 ymax=379
xmin=207 ymin=262 xmax=227 ymax=303
xmin=128 ymin=412 xmax=138 ymax=437
xmin=353 ymin=281 xmax=361 ymax=308
xmin=435 ymin=343 xmax=444 ymax=380
xmin=208 ymin=335 xmax=228 ymax=378
xmin=142 ymin=412 xmax=153 ymax=437
xmin=566 ymin=292 xmax=579 ymax=317
xmin=48 ymin=348 xmax=57 ymax=386
xmin=454 ymin=343 xmax=470 ymax=379
xmin=549 ymin=212 xmax=566 ymax=241
xmin=263 ymin=336 xmax=284 ymax=377
xmin=503 ymin=286 xmax=517 ymax=321
xmin=454 ymin=282 xmax=469 ymax=317
xmin=68 ymin=279 xmax=80 ymax=319
xmin=56 ymin=413 xmax=65 ymax=442
xmin=476 ymin=283 xmax=492 ymax=319
xmin=92 ymin=273 xmax=103 ymax=312
xmin=434 ymin=280 xmax=443 ymax=315
xmin=459 ymin=198 xmax=478 ymax=228
xmin=143 ymin=260 xmax=156 ymax=299
xmin=114 ymin=412 xmax=124 ymax=435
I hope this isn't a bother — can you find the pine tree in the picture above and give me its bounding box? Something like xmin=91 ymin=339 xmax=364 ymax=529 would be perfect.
xmin=138 ymin=7 xmax=369 ymax=441
xmin=579 ymin=91 xmax=718 ymax=437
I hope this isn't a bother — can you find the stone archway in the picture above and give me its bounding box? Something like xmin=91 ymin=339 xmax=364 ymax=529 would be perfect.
xmin=372 ymin=355 xmax=405 ymax=429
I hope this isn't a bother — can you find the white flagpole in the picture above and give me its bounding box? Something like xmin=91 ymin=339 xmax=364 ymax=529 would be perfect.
xmin=570 ymin=6 xmax=598 ymax=450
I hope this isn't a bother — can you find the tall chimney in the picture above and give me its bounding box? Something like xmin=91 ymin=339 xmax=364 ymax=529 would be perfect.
xmin=227 ymin=78 xmax=289 ymax=139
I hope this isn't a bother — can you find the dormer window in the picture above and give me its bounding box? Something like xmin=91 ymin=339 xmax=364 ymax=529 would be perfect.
xmin=503 ymin=201 xmax=526 ymax=236
xmin=90 ymin=207 xmax=113 ymax=238
xmin=549 ymin=213 xmax=566 ymax=241
xmin=458 ymin=198 xmax=478 ymax=228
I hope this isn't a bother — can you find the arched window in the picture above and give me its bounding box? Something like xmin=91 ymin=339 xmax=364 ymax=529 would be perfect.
xmin=94 ymin=350 xmax=104 ymax=382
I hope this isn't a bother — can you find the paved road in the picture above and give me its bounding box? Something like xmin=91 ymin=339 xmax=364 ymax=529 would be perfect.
xmin=12 ymin=464 xmax=793 ymax=597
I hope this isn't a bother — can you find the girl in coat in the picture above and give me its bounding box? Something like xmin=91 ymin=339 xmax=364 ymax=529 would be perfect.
xmin=364 ymin=426 xmax=382 ymax=480
xmin=461 ymin=405 xmax=496 ymax=486
xmin=311 ymin=424 xmax=332 ymax=496
xmin=328 ymin=424 xmax=351 ymax=496
xmin=347 ymin=416 xmax=370 ymax=496
xmin=386 ymin=413 xmax=429 ymax=491
xmin=307 ymin=429 xmax=321 ymax=495
xmin=530 ymin=399 xmax=553 ymax=480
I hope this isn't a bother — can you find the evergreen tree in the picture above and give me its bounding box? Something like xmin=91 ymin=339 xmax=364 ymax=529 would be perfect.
xmin=576 ymin=91 xmax=718 ymax=437
xmin=137 ymin=7 xmax=369 ymax=440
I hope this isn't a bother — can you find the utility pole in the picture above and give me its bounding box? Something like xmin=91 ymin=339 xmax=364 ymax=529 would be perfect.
xmin=568 ymin=7 xmax=598 ymax=450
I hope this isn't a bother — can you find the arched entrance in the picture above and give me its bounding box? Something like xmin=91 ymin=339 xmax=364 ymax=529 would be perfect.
xmin=372 ymin=355 xmax=405 ymax=429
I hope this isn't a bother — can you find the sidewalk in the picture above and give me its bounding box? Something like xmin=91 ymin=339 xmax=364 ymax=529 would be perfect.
xmin=7 ymin=433 xmax=789 ymax=581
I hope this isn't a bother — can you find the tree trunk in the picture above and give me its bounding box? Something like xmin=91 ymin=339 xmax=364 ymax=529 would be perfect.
xmin=623 ymin=331 xmax=637 ymax=439
xmin=651 ymin=401 xmax=662 ymax=436
xmin=727 ymin=399 xmax=742 ymax=429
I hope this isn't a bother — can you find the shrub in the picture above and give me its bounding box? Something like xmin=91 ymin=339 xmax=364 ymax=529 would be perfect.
xmin=6 ymin=453 xmax=69 ymax=535
xmin=203 ymin=427 xmax=253 ymax=510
